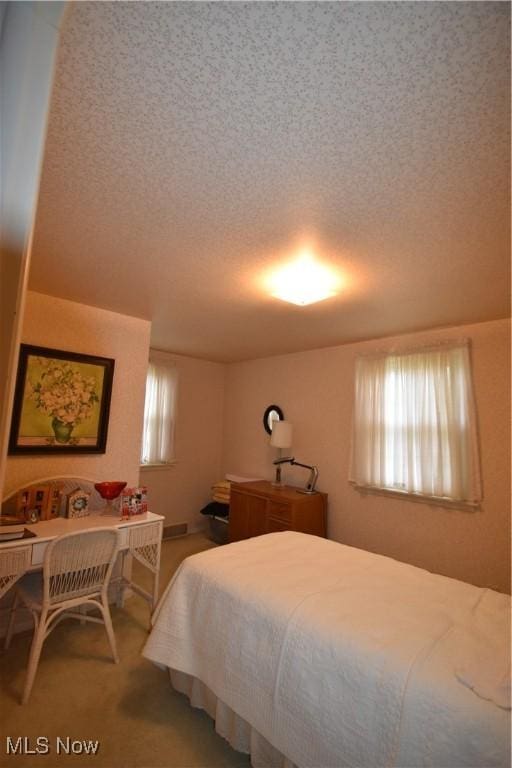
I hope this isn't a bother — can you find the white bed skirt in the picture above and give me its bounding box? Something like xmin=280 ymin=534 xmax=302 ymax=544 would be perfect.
xmin=169 ymin=669 xmax=297 ymax=768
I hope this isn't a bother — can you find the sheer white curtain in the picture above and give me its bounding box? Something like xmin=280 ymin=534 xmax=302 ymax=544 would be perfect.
xmin=140 ymin=359 xmax=177 ymax=465
xmin=350 ymin=343 xmax=482 ymax=504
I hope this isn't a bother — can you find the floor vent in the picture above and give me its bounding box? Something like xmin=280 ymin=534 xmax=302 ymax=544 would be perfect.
xmin=163 ymin=523 xmax=188 ymax=539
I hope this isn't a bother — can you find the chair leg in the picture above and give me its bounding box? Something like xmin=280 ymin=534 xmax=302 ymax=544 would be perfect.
xmin=22 ymin=612 xmax=47 ymax=705
xmin=99 ymin=598 xmax=119 ymax=664
xmin=116 ymin=551 xmax=127 ymax=609
xmin=4 ymin=591 xmax=19 ymax=651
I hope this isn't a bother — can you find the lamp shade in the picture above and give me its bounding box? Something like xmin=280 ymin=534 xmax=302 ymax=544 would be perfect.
xmin=270 ymin=420 xmax=293 ymax=449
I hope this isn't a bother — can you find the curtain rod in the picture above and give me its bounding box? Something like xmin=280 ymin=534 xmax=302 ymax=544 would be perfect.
xmin=357 ymin=338 xmax=470 ymax=360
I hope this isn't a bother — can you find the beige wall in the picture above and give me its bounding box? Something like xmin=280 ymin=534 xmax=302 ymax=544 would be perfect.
xmin=4 ymin=291 xmax=151 ymax=495
xmin=140 ymin=353 xmax=225 ymax=532
xmin=7 ymin=300 xmax=508 ymax=592
xmin=0 ymin=1 xmax=65 ymax=498
xmin=223 ymin=319 xmax=511 ymax=593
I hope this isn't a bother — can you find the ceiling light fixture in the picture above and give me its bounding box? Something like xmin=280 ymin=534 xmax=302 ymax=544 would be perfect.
xmin=269 ymin=250 xmax=339 ymax=306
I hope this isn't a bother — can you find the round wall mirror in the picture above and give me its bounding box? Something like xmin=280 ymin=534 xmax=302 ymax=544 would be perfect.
xmin=263 ymin=405 xmax=284 ymax=435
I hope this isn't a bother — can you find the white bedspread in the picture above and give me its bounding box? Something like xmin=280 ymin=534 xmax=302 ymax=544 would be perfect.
xmin=143 ymin=532 xmax=511 ymax=768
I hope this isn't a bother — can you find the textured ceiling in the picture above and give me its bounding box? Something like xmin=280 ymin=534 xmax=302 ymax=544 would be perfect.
xmin=29 ymin=1 xmax=510 ymax=362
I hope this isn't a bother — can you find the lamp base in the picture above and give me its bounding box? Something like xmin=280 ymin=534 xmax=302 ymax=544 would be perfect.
xmin=271 ymin=465 xmax=284 ymax=487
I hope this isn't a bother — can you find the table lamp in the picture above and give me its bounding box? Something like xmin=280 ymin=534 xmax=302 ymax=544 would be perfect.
xmin=270 ymin=421 xmax=293 ymax=486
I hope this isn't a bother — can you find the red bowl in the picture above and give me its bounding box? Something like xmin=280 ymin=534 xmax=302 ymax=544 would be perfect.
xmin=94 ymin=481 xmax=127 ymax=501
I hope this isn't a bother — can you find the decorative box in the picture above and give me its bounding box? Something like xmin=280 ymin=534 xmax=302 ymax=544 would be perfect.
xmin=121 ymin=487 xmax=148 ymax=517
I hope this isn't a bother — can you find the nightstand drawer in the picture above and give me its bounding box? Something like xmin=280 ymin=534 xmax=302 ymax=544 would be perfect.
xmin=267 ymin=502 xmax=292 ymax=523
xmin=267 ymin=517 xmax=291 ymax=533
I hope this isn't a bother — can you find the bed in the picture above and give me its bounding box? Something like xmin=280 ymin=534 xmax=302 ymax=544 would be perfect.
xmin=143 ymin=532 xmax=511 ymax=768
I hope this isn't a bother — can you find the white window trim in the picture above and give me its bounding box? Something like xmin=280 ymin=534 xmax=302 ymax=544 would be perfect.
xmin=349 ymin=481 xmax=480 ymax=512
xmin=140 ymin=460 xmax=177 ymax=472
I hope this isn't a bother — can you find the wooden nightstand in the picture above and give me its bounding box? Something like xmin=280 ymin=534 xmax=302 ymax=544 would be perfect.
xmin=229 ymin=480 xmax=327 ymax=542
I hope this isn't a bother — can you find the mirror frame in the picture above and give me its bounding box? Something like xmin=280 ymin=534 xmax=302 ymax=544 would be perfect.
xmin=263 ymin=404 xmax=284 ymax=435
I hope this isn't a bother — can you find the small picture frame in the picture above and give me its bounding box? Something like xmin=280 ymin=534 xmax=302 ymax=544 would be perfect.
xmin=66 ymin=488 xmax=90 ymax=518
xmin=6 ymin=482 xmax=63 ymax=522
xmin=16 ymin=484 xmax=49 ymax=522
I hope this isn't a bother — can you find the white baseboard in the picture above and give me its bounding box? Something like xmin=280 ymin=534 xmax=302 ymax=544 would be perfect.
xmin=162 ymin=520 xmax=208 ymax=538
xmin=189 ymin=520 xmax=208 ymax=534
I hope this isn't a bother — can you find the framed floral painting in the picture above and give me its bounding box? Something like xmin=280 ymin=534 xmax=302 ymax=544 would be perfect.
xmin=8 ymin=345 xmax=115 ymax=454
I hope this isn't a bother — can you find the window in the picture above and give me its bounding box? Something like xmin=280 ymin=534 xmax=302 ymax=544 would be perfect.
xmin=140 ymin=355 xmax=177 ymax=466
xmin=349 ymin=343 xmax=481 ymax=506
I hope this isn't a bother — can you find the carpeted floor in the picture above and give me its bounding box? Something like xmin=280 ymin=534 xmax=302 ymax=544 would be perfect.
xmin=0 ymin=532 xmax=250 ymax=768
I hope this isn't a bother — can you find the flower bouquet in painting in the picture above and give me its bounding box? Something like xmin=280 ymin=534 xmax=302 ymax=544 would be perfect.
xmin=8 ymin=345 xmax=114 ymax=455
xmin=28 ymin=359 xmax=99 ymax=445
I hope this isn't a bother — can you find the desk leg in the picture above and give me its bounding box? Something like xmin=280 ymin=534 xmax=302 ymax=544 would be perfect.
xmin=151 ymin=570 xmax=160 ymax=613
xmin=115 ymin=551 xmax=130 ymax=608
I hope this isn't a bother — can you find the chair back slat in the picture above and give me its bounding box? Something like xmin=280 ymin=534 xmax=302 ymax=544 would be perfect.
xmin=44 ymin=528 xmax=119 ymax=604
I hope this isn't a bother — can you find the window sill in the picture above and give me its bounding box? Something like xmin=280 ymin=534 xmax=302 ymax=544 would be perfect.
xmin=140 ymin=461 xmax=177 ymax=472
xmin=349 ymin=481 xmax=480 ymax=512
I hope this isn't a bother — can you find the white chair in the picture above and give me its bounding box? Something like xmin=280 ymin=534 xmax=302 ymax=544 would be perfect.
xmin=4 ymin=527 xmax=120 ymax=704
